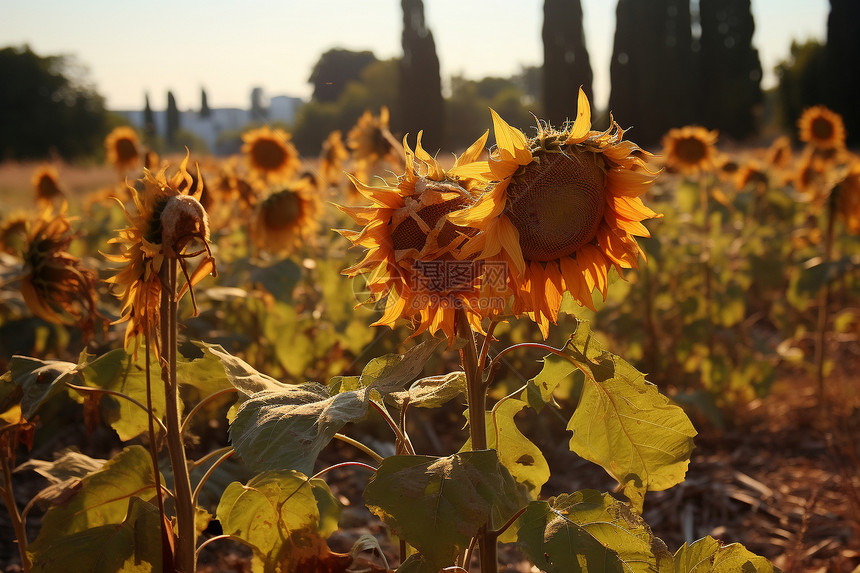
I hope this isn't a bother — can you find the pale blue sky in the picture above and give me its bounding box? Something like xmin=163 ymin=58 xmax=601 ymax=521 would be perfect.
xmin=2 ymin=0 xmax=828 ymax=111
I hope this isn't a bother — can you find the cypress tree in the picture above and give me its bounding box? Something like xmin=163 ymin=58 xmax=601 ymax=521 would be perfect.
xmin=166 ymin=90 xmax=180 ymax=147
xmin=542 ymin=0 xmax=592 ymax=125
xmin=698 ymin=0 xmax=762 ymax=140
xmin=399 ymin=0 xmax=445 ymax=150
xmin=825 ymin=0 xmax=860 ymax=145
xmin=609 ymin=0 xmax=695 ymax=147
xmin=200 ymin=88 xmax=211 ymax=118
xmin=143 ymin=92 xmax=156 ymax=140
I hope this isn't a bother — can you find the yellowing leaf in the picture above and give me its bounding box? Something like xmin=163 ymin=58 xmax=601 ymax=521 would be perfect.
xmin=673 ymin=536 xmax=777 ymax=572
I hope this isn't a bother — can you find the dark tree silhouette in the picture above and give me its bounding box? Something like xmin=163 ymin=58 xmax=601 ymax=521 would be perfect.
xmin=825 ymin=0 xmax=860 ymax=145
xmin=399 ymin=0 xmax=445 ymax=150
xmin=0 ymin=45 xmax=108 ymax=160
xmin=542 ymin=0 xmax=593 ymax=126
xmin=775 ymin=40 xmax=827 ymax=136
xmin=309 ymin=49 xmax=377 ymax=103
xmin=166 ymin=91 xmax=180 ymax=147
xmin=698 ymin=0 xmax=762 ymax=140
xmin=200 ymin=88 xmax=211 ymax=118
xmin=609 ymin=0 xmax=695 ymax=147
xmin=143 ymin=92 xmax=157 ymax=140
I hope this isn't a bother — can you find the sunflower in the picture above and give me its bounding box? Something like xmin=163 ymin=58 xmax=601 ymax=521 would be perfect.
xmin=250 ymin=179 xmax=321 ymax=256
xmin=734 ymin=160 xmax=769 ymax=192
xmin=337 ymin=130 xmax=490 ymax=341
xmin=105 ymin=126 xmax=141 ymax=172
xmin=765 ymin=136 xmax=793 ymax=170
xmin=347 ymin=107 xmax=404 ymax=179
xmin=449 ymin=89 xmax=660 ymax=336
xmin=104 ymin=154 xmax=216 ymax=352
xmin=320 ymin=130 xmax=349 ymax=186
xmin=836 ymin=160 xmax=860 ymax=234
xmin=661 ymin=126 xmax=719 ymax=175
xmin=241 ymin=126 xmax=301 ymax=183
xmin=31 ymin=165 xmax=65 ymax=206
xmin=798 ymin=105 xmax=846 ymax=150
xmin=20 ymin=205 xmax=102 ymax=338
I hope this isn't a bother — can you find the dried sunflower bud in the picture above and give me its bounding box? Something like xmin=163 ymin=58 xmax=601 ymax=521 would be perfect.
xmin=161 ymin=194 xmax=210 ymax=258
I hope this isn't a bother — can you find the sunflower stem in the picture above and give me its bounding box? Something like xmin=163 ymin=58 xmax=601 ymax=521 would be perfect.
xmin=456 ymin=310 xmax=496 ymax=573
xmin=815 ymin=190 xmax=837 ymax=414
xmin=0 ymin=429 xmax=31 ymax=572
xmin=160 ymin=259 xmax=196 ymax=573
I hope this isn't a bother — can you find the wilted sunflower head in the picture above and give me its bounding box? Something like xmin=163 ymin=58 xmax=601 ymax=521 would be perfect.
xmin=320 ymin=130 xmax=349 ymax=186
xmin=20 ymin=205 xmax=102 ymax=338
xmin=449 ymin=89 xmax=661 ymax=336
xmin=105 ymin=126 xmax=141 ymax=172
xmin=661 ymin=126 xmax=719 ymax=175
xmin=104 ymin=153 xmax=216 ymax=351
xmin=31 ymin=165 xmax=65 ymax=206
xmin=250 ymin=181 xmax=321 ymax=256
xmin=337 ymin=130 xmax=491 ymax=341
xmin=798 ymin=106 xmax=846 ymax=150
xmin=242 ymin=126 xmax=300 ymax=182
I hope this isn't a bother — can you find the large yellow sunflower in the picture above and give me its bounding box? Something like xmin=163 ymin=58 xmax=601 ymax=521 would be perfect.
xmin=798 ymin=105 xmax=846 ymax=150
xmin=104 ymin=154 xmax=216 ymax=352
xmin=250 ymin=179 xmax=321 ymax=256
xmin=105 ymin=126 xmax=141 ymax=172
xmin=241 ymin=126 xmax=301 ymax=183
xmin=449 ymin=89 xmax=660 ymax=336
xmin=337 ymin=130 xmax=490 ymax=341
xmin=661 ymin=126 xmax=719 ymax=175
xmin=20 ymin=205 xmax=102 ymax=338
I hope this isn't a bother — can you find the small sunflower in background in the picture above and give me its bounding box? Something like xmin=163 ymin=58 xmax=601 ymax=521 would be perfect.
xmin=836 ymin=160 xmax=860 ymax=234
xmin=661 ymin=126 xmax=719 ymax=175
xmin=320 ymin=130 xmax=349 ymax=187
xmin=798 ymin=105 xmax=846 ymax=151
xmin=449 ymin=89 xmax=660 ymax=336
xmin=765 ymin=136 xmax=793 ymax=171
xmin=31 ymin=165 xmax=65 ymax=207
xmin=250 ymin=179 xmax=321 ymax=257
xmin=714 ymin=153 xmax=740 ymax=184
xmin=338 ymin=130 xmax=490 ymax=341
xmin=241 ymin=126 xmax=300 ymax=183
xmin=105 ymin=126 xmax=141 ymax=172
xmin=19 ymin=206 xmax=102 ymax=338
xmin=104 ymin=154 xmax=215 ymax=352
xmin=734 ymin=160 xmax=769 ymax=192
xmin=347 ymin=107 xmax=404 ymax=179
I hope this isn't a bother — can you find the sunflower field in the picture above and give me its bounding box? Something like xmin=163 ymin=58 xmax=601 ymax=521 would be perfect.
xmin=1 ymin=41 xmax=860 ymax=573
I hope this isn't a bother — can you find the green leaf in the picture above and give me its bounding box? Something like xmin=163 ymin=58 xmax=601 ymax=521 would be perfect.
xmin=358 ymin=339 xmax=443 ymax=395
xmin=229 ymin=383 xmax=369 ymax=475
xmin=563 ymin=322 xmax=697 ymax=511
xmin=74 ymin=349 xmax=166 ymax=441
xmin=216 ymin=470 xmax=340 ymax=573
xmin=29 ymin=446 xmax=160 ymax=550
xmin=30 ymin=497 xmax=162 ymax=573
xmin=16 ymin=449 xmax=106 ymax=509
xmin=177 ymin=344 xmax=233 ymax=401
xmin=7 ymin=355 xmax=77 ymax=420
xmin=396 ymin=554 xmax=437 ymax=573
xmin=388 ymin=371 xmax=467 ymax=408
xmin=516 ymin=490 xmax=672 ymax=573
xmin=674 ymin=536 xmax=777 ymax=572
xmin=363 ymin=451 xmax=525 ymax=571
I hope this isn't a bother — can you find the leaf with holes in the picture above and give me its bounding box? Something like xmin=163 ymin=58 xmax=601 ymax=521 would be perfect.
xmin=674 ymin=536 xmax=777 ymax=572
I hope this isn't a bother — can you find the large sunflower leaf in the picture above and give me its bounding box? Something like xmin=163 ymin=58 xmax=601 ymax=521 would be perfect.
xmin=29 ymin=446 xmax=159 ymax=551
xmin=516 ymin=490 xmax=673 ymax=573
xmin=363 ymin=451 xmax=525 ymax=571
xmin=329 ymin=339 xmax=443 ymax=397
xmin=16 ymin=449 xmax=106 ymax=509
xmin=228 ymin=383 xmax=369 ymax=475
xmin=673 ymin=536 xmax=777 ymax=572
xmin=74 ymin=349 xmax=166 ymax=441
xmin=177 ymin=344 xmax=233 ymax=401
xmin=562 ymin=321 xmax=697 ymax=511
xmin=388 ymin=371 xmax=467 ymax=408
xmin=6 ymin=355 xmax=77 ymax=420
xmin=216 ymin=470 xmax=341 ymax=573
xmin=30 ymin=496 xmax=162 ymax=573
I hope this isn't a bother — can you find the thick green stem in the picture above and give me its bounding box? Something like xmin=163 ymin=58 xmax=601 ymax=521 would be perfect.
xmin=160 ymin=260 xmax=196 ymax=573
xmin=456 ymin=311 xmax=495 ymax=573
xmin=0 ymin=438 xmax=31 ymax=572
xmin=815 ymin=192 xmax=837 ymax=412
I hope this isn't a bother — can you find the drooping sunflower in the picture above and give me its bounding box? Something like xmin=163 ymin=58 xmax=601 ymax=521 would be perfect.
xmin=449 ymin=89 xmax=660 ymax=336
xmin=105 ymin=126 xmax=141 ymax=172
xmin=20 ymin=205 xmax=102 ymax=338
xmin=765 ymin=136 xmax=793 ymax=170
xmin=337 ymin=130 xmax=490 ymax=341
xmin=661 ymin=126 xmax=719 ymax=175
xmin=320 ymin=130 xmax=349 ymax=187
xmin=836 ymin=159 xmax=860 ymax=234
xmin=798 ymin=105 xmax=846 ymax=150
xmin=241 ymin=126 xmax=301 ymax=183
xmin=104 ymin=154 xmax=216 ymax=352
xmin=347 ymin=107 xmax=404 ymax=179
xmin=31 ymin=165 xmax=65 ymax=206
xmin=250 ymin=179 xmax=321 ymax=256
xmin=734 ymin=160 xmax=769 ymax=192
